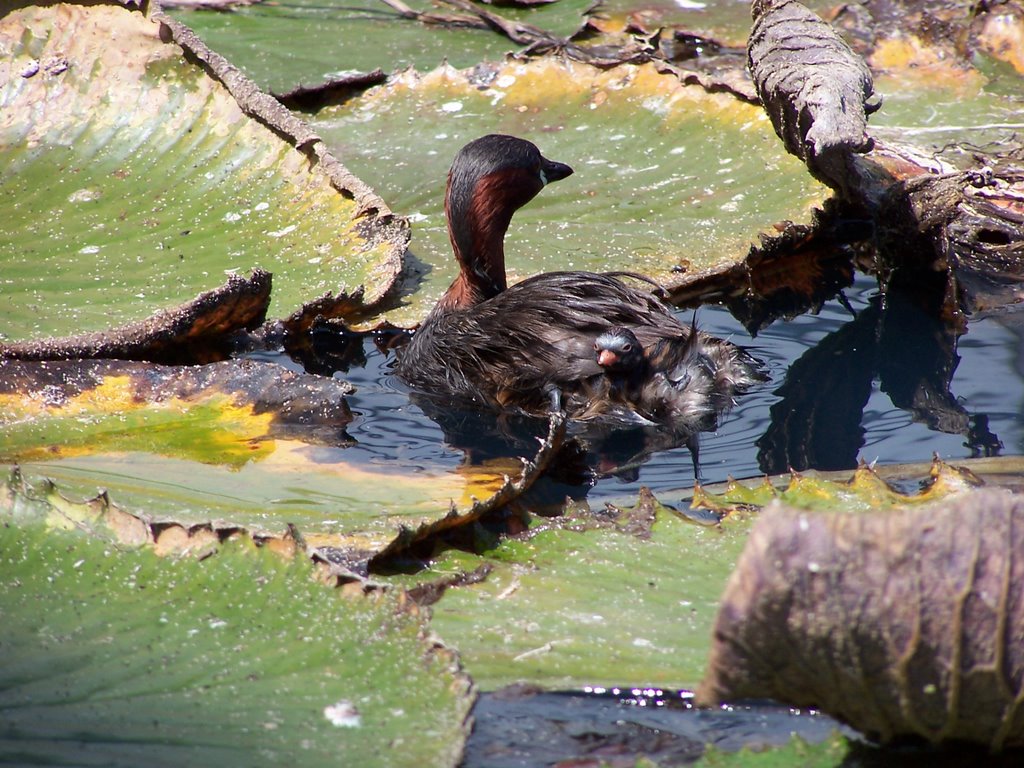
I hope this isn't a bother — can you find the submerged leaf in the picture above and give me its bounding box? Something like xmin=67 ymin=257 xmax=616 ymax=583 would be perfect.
xmin=688 ymin=456 xmax=984 ymax=517
xmin=0 ymin=358 xmax=354 ymax=467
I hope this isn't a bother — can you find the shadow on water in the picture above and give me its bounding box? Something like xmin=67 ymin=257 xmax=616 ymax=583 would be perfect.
xmin=756 ymin=286 xmax=1004 ymax=475
xmin=463 ymin=687 xmax=845 ymax=768
xmin=462 ymin=687 xmax=1024 ymax=767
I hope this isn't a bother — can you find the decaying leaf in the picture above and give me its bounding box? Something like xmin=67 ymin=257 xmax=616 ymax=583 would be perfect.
xmin=664 ymin=207 xmax=857 ymax=323
xmin=0 ymin=0 xmax=408 ymax=344
xmin=367 ymin=412 xmax=566 ymax=568
xmin=748 ymin=0 xmax=878 ymax=198
xmin=272 ymin=69 xmax=388 ymax=110
xmin=687 ymin=455 xmax=984 ymax=518
xmin=745 ymin=0 xmax=1024 ymax=321
xmin=830 ymin=0 xmax=1024 ymax=77
xmin=970 ymin=0 xmax=1024 ymax=74
xmin=698 ymin=487 xmax=1024 ymax=751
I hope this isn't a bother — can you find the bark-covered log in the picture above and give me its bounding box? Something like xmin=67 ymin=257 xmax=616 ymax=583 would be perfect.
xmin=698 ymin=488 xmax=1024 ymax=750
xmin=748 ymin=0 xmax=878 ymax=198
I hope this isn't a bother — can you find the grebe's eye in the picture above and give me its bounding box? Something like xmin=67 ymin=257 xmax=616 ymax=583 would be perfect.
xmin=621 ymin=343 xmax=633 ymax=353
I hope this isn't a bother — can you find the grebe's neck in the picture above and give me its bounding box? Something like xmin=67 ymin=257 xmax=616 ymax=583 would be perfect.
xmin=438 ymin=171 xmax=516 ymax=311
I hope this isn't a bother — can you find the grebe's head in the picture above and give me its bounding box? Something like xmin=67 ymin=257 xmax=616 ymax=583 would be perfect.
xmin=447 ymin=134 xmax=573 ymax=219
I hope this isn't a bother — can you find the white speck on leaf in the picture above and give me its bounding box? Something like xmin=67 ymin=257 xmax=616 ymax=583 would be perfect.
xmin=324 ymin=700 xmax=361 ymax=728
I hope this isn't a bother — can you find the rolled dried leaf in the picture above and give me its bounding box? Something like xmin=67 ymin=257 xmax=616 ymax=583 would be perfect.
xmin=748 ymin=0 xmax=877 ymax=197
xmin=698 ymin=488 xmax=1024 ymax=751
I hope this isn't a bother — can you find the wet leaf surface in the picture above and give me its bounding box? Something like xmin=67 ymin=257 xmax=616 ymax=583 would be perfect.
xmin=389 ymin=491 xmax=754 ymax=690
xmin=0 ymin=357 xmax=354 ymax=466
xmin=0 ymin=2 xmax=406 ymax=344
xmin=0 ymin=496 xmax=474 ymax=768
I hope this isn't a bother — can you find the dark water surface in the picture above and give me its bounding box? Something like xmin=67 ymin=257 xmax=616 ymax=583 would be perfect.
xmin=271 ymin=273 xmax=1024 ymax=508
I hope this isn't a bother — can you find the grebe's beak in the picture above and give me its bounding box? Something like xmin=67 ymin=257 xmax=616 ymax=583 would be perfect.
xmin=540 ymin=157 xmax=573 ymax=186
xmin=597 ymin=349 xmax=619 ymax=368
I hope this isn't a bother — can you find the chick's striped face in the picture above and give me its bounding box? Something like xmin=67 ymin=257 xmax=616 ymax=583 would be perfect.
xmin=595 ymin=327 xmax=642 ymax=371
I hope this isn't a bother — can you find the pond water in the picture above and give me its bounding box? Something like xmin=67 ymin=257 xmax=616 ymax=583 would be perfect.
xmin=262 ymin=270 xmax=1024 ymax=511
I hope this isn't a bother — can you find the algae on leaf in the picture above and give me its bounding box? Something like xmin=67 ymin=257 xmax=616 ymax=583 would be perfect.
xmin=0 ymin=358 xmax=354 ymax=467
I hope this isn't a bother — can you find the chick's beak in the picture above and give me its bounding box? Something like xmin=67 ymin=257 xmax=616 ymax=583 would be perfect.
xmin=597 ymin=349 xmax=619 ymax=368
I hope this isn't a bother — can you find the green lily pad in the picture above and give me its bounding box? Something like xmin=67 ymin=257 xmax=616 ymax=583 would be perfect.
xmin=171 ymin=0 xmax=595 ymax=93
xmin=391 ymin=457 xmax=992 ymax=692
xmin=0 ymin=2 xmax=406 ymax=344
xmin=694 ymin=733 xmax=850 ymax=767
xmin=393 ymin=490 xmax=753 ymax=690
xmin=0 ymin=499 xmax=474 ymax=767
xmin=314 ymin=59 xmax=829 ymax=324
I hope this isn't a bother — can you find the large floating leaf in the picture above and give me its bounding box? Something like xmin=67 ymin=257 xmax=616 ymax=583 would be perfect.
xmin=396 ymin=490 xmax=752 ymax=691
xmin=315 ymin=59 xmax=830 ymax=324
xmin=0 ymin=504 xmax=474 ymax=767
xmin=0 ymin=1 xmax=406 ymax=344
xmin=397 ymin=459 xmax=988 ymax=692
